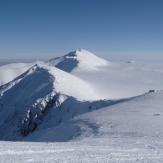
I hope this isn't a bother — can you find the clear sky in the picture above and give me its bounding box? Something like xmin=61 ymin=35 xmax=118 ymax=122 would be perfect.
xmin=0 ymin=0 xmax=163 ymax=60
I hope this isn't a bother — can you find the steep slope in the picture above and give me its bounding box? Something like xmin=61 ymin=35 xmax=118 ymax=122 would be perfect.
xmin=0 ymin=65 xmax=55 ymax=139
xmin=0 ymin=63 xmax=105 ymax=140
xmin=0 ymin=91 xmax=163 ymax=162
xmin=0 ymin=63 xmax=100 ymax=101
xmin=26 ymin=91 xmax=163 ymax=141
xmin=49 ymin=49 xmax=109 ymax=72
xmin=0 ymin=62 xmax=34 ymax=86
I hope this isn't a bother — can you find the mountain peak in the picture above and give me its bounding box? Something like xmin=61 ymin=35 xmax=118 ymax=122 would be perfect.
xmin=49 ymin=49 xmax=110 ymax=72
xmin=73 ymin=48 xmax=91 ymax=54
xmin=67 ymin=49 xmax=97 ymax=57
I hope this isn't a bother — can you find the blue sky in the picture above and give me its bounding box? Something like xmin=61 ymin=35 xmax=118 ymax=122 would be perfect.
xmin=0 ymin=0 xmax=163 ymax=59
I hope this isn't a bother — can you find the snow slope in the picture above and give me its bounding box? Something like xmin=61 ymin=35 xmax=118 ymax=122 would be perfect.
xmin=25 ymin=90 xmax=163 ymax=142
xmin=0 ymin=49 xmax=163 ymax=162
xmin=0 ymin=62 xmax=105 ymax=140
xmin=1 ymin=91 xmax=163 ymax=162
xmin=49 ymin=49 xmax=109 ymax=72
xmin=0 ymin=62 xmax=34 ymax=86
xmin=1 ymin=50 xmax=163 ymax=99
xmin=0 ymin=63 xmax=100 ymax=101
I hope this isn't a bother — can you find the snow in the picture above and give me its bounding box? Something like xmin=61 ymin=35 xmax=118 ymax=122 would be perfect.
xmin=0 ymin=62 xmax=100 ymax=101
xmin=70 ymin=56 xmax=163 ymax=99
xmin=24 ymin=91 xmax=163 ymax=142
xmin=48 ymin=49 xmax=163 ymax=99
xmin=49 ymin=49 xmax=110 ymax=72
xmin=0 ymin=62 xmax=35 ymax=86
xmin=0 ymin=63 xmax=103 ymax=140
xmin=0 ymin=49 xmax=163 ymax=162
xmin=0 ymin=91 xmax=163 ymax=162
xmin=0 ymin=141 xmax=162 ymax=163
xmin=45 ymin=64 xmax=101 ymax=101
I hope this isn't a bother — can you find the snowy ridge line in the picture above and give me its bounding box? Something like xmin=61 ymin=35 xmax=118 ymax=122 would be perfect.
xmin=0 ymin=74 xmax=158 ymax=140
xmin=40 ymin=62 xmax=101 ymax=100
xmin=0 ymin=60 xmax=160 ymax=139
xmin=24 ymin=90 xmax=163 ymax=142
xmin=20 ymin=90 xmax=155 ymax=138
xmin=0 ymin=62 xmax=35 ymax=86
xmin=0 ymin=61 xmax=105 ymax=139
xmin=0 ymin=64 xmax=39 ymax=97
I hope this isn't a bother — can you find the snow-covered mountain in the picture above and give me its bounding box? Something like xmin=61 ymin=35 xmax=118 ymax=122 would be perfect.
xmin=26 ymin=90 xmax=163 ymax=142
xmin=0 ymin=61 xmax=108 ymax=139
xmin=48 ymin=49 xmax=163 ymax=99
xmin=0 ymin=62 xmax=34 ymax=86
xmin=0 ymin=49 xmax=163 ymax=162
xmin=1 ymin=49 xmax=163 ymax=99
xmin=49 ymin=49 xmax=110 ymax=72
xmin=1 ymin=91 xmax=163 ymax=163
xmin=0 ymin=50 xmax=110 ymax=140
xmin=0 ymin=49 xmax=109 ymax=86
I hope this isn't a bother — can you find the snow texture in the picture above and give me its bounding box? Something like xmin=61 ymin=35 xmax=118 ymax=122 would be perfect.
xmin=0 ymin=49 xmax=163 ymax=162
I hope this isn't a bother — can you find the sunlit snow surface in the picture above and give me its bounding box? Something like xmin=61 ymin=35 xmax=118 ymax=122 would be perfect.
xmin=0 ymin=50 xmax=163 ymax=162
xmin=1 ymin=92 xmax=163 ymax=162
